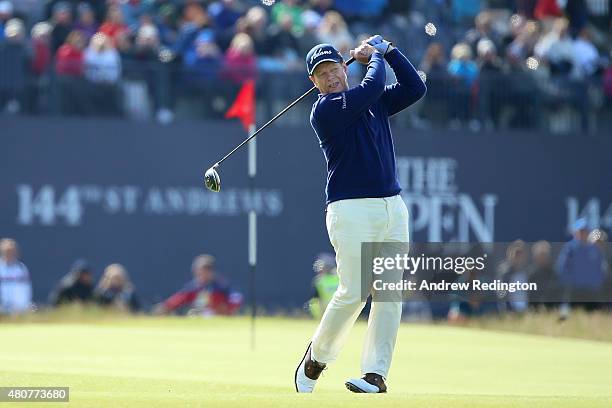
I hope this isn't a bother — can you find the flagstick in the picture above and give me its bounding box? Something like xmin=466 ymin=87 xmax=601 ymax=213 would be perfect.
xmin=248 ymin=124 xmax=257 ymax=351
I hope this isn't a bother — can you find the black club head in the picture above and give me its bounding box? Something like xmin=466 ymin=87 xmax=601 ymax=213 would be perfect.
xmin=204 ymin=165 xmax=221 ymax=192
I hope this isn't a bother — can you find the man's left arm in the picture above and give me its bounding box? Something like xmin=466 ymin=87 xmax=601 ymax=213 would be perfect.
xmin=381 ymin=47 xmax=427 ymax=117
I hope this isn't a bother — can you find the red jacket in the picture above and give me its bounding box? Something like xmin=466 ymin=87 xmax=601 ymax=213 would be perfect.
xmin=99 ymin=22 xmax=128 ymax=45
xmin=55 ymin=44 xmax=83 ymax=76
xmin=32 ymin=40 xmax=51 ymax=75
xmin=223 ymin=50 xmax=256 ymax=84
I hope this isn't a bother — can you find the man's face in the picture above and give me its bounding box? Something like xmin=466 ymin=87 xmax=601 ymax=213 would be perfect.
xmin=510 ymin=248 xmax=527 ymax=268
xmin=310 ymin=61 xmax=348 ymax=95
xmin=533 ymin=251 xmax=550 ymax=266
xmin=1 ymin=245 xmax=18 ymax=263
xmin=78 ymin=271 xmax=93 ymax=285
xmin=194 ymin=266 xmax=214 ymax=284
xmin=55 ymin=10 xmax=72 ymax=25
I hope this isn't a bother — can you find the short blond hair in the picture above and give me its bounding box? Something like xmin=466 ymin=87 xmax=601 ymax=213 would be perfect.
xmin=451 ymin=43 xmax=472 ymax=60
xmin=97 ymin=263 xmax=132 ymax=291
xmin=229 ymin=32 xmax=254 ymax=54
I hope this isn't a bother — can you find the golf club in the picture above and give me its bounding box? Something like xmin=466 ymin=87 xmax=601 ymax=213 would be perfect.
xmin=204 ymin=57 xmax=356 ymax=193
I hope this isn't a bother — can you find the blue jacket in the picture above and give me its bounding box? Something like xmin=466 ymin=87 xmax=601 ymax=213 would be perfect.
xmin=310 ymin=48 xmax=426 ymax=204
xmin=557 ymin=239 xmax=605 ymax=290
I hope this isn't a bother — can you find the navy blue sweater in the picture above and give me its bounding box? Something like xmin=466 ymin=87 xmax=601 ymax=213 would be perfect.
xmin=310 ymin=48 xmax=426 ymax=204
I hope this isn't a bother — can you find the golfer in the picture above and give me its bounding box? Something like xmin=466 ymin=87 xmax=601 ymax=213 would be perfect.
xmin=294 ymin=36 xmax=426 ymax=393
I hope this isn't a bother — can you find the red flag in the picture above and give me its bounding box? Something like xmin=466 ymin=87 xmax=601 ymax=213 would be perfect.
xmin=225 ymin=80 xmax=255 ymax=131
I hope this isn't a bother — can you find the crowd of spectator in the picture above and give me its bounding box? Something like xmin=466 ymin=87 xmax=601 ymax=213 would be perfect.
xmin=443 ymin=220 xmax=611 ymax=321
xmin=0 ymin=0 xmax=610 ymax=129
xmin=0 ymin=222 xmax=610 ymax=319
xmin=0 ymin=242 xmax=242 ymax=316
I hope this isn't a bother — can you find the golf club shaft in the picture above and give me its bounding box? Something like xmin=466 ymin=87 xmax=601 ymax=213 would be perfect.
xmin=214 ymin=57 xmax=356 ymax=168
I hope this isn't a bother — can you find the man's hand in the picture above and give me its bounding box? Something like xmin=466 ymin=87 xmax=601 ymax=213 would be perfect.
xmin=366 ymin=35 xmax=393 ymax=55
xmin=350 ymin=43 xmax=376 ymax=65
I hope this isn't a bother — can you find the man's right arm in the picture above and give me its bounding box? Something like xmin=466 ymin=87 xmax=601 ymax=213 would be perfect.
xmin=313 ymin=52 xmax=386 ymax=133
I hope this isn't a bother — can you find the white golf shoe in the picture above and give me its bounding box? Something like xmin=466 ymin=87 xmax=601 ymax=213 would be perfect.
xmin=345 ymin=373 xmax=387 ymax=393
xmin=294 ymin=342 xmax=326 ymax=393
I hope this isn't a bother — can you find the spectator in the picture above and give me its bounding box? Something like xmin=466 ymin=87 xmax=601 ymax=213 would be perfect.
xmin=223 ymin=32 xmax=256 ymax=84
xmin=416 ymin=42 xmax=447 ymax=126
xmin=0 ymin=238 xmax=32 ymax=314
xmin=208 ymin=0 xmax=243 ymax=32
xmin=0 ymin=18 xmax=30 ymax=114
xmin=448 ymin=42 xmax=479 ymax=87
xmin=477 ymin=38 xmax=504 ymax=127
xmin=477 ymin=38 xmax=503 ymax=72
xmin=506 ymin=18 xmax=539 ymax=62
xmin=264 ymin=12 xmax=301 ymax=71
xmin=447 ymin=42 xmax=479 ymax=127
xmin=588 ymin=228 xmax=611 ymax=306
xmin=83 ymin=32 xmax=121 ymax=115
xmin=235 ymin=6 xmax=271 ymax=56
xmin=464 ymin=11 xmax=502 ymax=56
xmin=124 ymin=23 xmax=167 ymax=116
xmin=271 ymin=0 xmax=303 ymax=35
xmin=31 ymin=22 xmax=52 ymax=76
xmin=527 ymin=241 xmax=559 ymax=308
xmin=84 ymin=32 xmax=121 ymax=84
xmin=73 ymin=2 xmax=97 ymax=43
xmin=572 ymin=28 xmax=599 ymax=79
xmin=306 ymin=253 xmax=338 ymax=319
xmin=0 ymin=0 xmax=13 ymax=42
xmin=184 ymin=29 xmax=222 ymax=81
xmin=49 ymin=259 xmax=95 ymax=306
xmin=534 ymin=17 xmax=574 ymax=76
xmin=55 ymin=30 xmax=88 ymax=115
xmin=173 ymin=2 xmax=212 ymax=58
xmin=98 ymin=6 xmax=128 ymax=47
xmin=153 ymin=254 xmax=242 ymax=316
xmin=128 ymin=23 xmax=162 ymax=63
xmin=557 ymin=218 xmax=606 ymax=312
xmin=496 ymin=240 xmax=530 ymax=313
xmin=154 ymin=3 xmax=178 ymax=48
xmin=316 ymin=11 xmax=353 ymax=52
xmin=94 ymin=263 xmax=140 ymax=312
xmin=420 ymin=42 xmax=447 ymax=76
xmin=55 ymin=30 xmax=85 ymax=76
xmin=116 ymin=0 xmax=152 ymax=32
xmin=50 ymin=1 xmax=73 ymax=51
xmin=297 ymin=10 xmax=321 ymax=56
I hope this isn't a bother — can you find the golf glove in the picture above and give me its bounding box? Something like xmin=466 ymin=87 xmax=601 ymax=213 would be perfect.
xmin=367 ymin=35 xmax=392 ymax=55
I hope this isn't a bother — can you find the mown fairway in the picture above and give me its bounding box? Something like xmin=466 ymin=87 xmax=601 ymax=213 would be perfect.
xmin=1 ymin=316 xmax=611 ymax=407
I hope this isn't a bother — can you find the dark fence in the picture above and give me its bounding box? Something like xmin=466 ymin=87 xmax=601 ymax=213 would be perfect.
xmin=1 ymin=118 xmax=611 ymax=308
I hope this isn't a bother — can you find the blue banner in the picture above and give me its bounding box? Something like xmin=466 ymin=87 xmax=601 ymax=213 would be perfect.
xmin=1 ymin=118 xmax=610 ymax=307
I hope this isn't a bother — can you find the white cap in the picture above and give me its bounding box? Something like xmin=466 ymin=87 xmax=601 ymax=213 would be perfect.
xmin=5 ymin=18 xmax=24 ymax=38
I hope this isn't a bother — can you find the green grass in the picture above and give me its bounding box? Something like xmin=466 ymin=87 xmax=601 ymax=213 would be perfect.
xmin=1 ymin=316 xmax=611 ymax=407
xmin=450 ymin=309 xmax=612 ymax=343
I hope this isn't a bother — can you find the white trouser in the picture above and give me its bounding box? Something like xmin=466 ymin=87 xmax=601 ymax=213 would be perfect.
xmin=311 ymin=194 xmax=409 ymax=378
